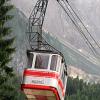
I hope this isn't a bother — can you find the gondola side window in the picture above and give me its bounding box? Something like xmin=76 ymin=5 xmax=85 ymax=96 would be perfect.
xmin=35 ymin=54 xmax=49 ymax=69
xmin=27 ymin=53 xmax=33 ymax=68
xmin=61 ymin=70 xmax=65 ymax=85
xmin=61 ymin=64 xmax=66 ymax=86
xmin=50 ymin=55 xmax=58 ymax=71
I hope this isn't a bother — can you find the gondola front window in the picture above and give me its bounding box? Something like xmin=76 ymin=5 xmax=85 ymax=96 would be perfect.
xmin=35 ymin=54 xmax=49 ymax=69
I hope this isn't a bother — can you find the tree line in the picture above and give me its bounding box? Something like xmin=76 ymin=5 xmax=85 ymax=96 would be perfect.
xmin=65 ymin=77 xmax=100 ymax=100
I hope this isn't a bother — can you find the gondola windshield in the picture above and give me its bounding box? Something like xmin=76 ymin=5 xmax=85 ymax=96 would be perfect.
xmin=35 ymin=54 xmax=49 ymax=69
xmin=27 ymin=52 xmax=59 ymax=71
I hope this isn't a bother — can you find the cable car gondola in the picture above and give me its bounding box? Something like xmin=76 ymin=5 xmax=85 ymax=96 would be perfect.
xmin=21 ymin=50 xmax=67 ymax=100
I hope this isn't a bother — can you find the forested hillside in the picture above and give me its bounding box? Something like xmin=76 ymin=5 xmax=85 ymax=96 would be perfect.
xmin=65 ymin=77 xmax=100 ymax=100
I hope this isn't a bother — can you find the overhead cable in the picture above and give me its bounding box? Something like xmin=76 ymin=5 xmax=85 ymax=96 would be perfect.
xmin=65 ymin=0 xmax=100 ymax=49
xmin=57 ymin=0 xmax=99 ymax=57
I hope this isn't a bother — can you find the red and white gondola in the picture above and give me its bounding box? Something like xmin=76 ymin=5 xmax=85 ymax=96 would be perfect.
xmin=21 ymin=50 xmax=67 ymax=100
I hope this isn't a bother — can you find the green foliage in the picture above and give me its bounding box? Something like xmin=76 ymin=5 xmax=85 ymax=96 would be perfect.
xmin=65 ymin=77 xmax=100 ymax=100
xmin=0 ymin=76 xmax=26 ymax=100
xmin=0 ymin=0 xmax=25 ymax=100
xmin=0 ymin=0 xmax=15 ymax=82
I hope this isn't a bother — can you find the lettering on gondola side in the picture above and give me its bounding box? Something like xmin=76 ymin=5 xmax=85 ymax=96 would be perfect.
xmin=32 ymin=79 xmax=44 ymax=84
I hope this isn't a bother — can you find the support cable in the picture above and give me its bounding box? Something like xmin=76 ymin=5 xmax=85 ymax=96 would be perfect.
xmin=57 ymin=1 xmax=98 ymax=56
xmin=66 ymin=0 xmax=100 ymax=49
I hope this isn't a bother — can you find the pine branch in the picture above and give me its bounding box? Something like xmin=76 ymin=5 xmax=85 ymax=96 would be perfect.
xmin=0 ymin=38 xmax=15 ymax=49
xmin=0 ymin=27 xmax=12 ymax=37
xmin=5 ymin=48 xmax=15 ymax=54
xmin=0 ymin=57 xmax=11 ymax=68
xmin=0 ymin=74 xmax=7 ymax=85
xmin=0 ymin=0 xmax=10 ymax=7
xmin=0 ymin=5 xmax=14 ymax=17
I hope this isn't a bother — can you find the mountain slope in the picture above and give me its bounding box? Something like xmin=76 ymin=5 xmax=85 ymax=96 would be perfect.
xmin=43 ymin=32 xmax=100 ymax=76
xmin=8 ymin=8 xmax=100 ymax=82
xmin=8 ymin=8 xmax=28 ymax=74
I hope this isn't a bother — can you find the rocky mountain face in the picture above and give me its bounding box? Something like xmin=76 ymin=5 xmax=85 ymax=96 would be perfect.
xmin=68 ymin=66 xmax=100 ymax=83
xmin=8 ymin=1 xmax=100 ymax=82
xmin=8 ymin=8 xmax=28 ymax=75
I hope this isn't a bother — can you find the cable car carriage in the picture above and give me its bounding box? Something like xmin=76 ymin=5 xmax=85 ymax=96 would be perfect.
xmin=21 ymin=50 xmax=67 ymax=100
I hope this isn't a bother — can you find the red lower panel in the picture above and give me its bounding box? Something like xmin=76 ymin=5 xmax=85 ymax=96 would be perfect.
xmin=21 ymin=84 xmax=60 ymax=100
xmin=23 ymin=69 xmax=64 ymax=96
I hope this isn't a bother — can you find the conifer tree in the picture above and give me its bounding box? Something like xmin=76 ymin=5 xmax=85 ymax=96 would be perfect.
xmin=0 ymin=1 xmax=26 ymax=100
xmin=66 ymin=77 xmax=100 ymax=100
xmin=0 ymin=0 xmax=15 ymax=99
xmin=0 ymin=0 xmax=15 ymax=83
